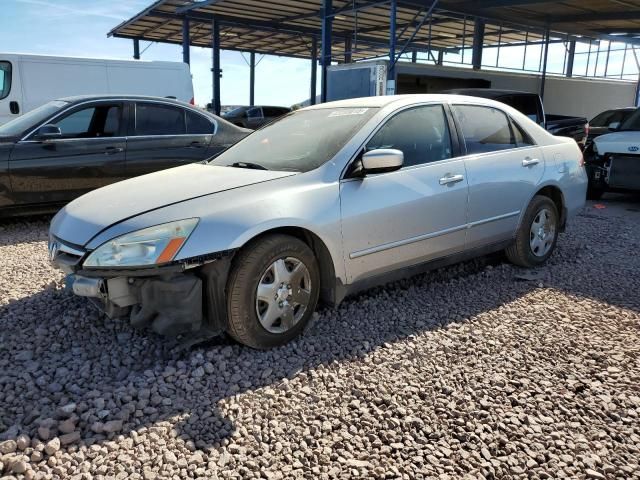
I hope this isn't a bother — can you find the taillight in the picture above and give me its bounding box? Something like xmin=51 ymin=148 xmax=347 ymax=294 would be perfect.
xmin=190 ymin=97 xmax=195 ymax=105
xmin=585 ymin=122 xmax=590 ymax=136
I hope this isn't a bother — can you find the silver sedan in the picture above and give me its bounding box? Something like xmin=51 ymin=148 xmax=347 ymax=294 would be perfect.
xmin=49 ymin=94 xmax=587 ymax=349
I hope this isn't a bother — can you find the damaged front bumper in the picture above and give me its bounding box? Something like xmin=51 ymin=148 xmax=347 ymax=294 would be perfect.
xmin=51 ymin=236 xmax=235 ymax=337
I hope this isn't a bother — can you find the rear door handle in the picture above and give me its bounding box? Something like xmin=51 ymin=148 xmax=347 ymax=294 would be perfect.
xmin=439 ymin=174 xmax=464 ymax=185
xmin=522 ymin=158 xmax=540 ymax=167
xmin=104 ymin=146 xmax=124 ymax=155
xmin=190 ymin=141 xmax=204 ymax=148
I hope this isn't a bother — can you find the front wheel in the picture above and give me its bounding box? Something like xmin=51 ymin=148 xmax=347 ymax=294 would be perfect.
xmin=506 ymin=195 xmax=559 ymax=268
xmin=226 ymin=234 xmax=320 ymax=349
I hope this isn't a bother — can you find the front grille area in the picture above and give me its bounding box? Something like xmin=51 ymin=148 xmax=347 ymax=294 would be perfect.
xmin=608 ymin=154 xmax=640 ymax=190
xmin=49 ymin=236 xmax=86 ymax=273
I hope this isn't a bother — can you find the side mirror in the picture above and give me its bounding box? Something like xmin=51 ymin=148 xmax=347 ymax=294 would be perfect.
xmin=361 ymin=148 xmax=404 ymax=175
xmin=35 ymin=124 xmax=62 ymax=140
xmin=608 ymin=121 xmax=620 ymax=130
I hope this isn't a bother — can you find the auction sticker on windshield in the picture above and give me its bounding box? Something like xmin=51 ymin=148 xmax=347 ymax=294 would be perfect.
xmin=328 ymin=108 xmax=369 ymax=117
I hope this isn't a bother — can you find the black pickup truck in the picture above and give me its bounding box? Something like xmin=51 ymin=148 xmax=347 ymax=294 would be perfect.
xmin=444 ymin=89 xmax=589 ymax=146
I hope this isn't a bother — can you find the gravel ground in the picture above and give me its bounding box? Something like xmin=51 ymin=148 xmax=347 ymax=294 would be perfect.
xmin=0 ymin=198 xmax=639 ymax=480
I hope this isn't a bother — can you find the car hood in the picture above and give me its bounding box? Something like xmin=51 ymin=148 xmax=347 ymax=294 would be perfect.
xmin=51 ymin=163 xmax=296 ymax=246
xmin=594 ymin=131 xmax=640 ymax=154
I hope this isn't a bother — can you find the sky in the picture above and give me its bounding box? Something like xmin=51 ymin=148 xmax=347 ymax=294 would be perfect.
xmin=1 ymin=0 xmax=315 ymax=107
xmin=2 ymin=0 xmax=637 ymax=108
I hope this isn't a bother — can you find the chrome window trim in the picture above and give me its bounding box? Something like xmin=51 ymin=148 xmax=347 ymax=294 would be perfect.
xmin=21 ymin=98 xmax=217 ymax=141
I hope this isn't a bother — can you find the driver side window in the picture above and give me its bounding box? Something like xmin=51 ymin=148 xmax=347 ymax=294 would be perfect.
xmin=55 ymin=104 xmax=122 ymax=138
xmin=366 ymin=105 xmax=452 ymax=168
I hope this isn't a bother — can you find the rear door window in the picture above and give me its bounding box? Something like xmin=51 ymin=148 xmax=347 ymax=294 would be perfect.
xmin=0 ymin=61 xmax=11 ymax=100
xmin=247 ymin=107 xmax=263 ymax=119
xmin=186 ymin=110 xmax=214 ymax=134
xmin=135 ymin=103 xmax=185 ymax=136
xmin=452 ymin=105 xmax=516 ymax=154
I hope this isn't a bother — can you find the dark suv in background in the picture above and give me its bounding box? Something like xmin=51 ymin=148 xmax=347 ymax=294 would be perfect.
xmin=222 ymin=105 xmax=291 ymax=129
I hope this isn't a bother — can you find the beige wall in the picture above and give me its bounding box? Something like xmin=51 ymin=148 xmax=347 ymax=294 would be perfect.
xmin=396 ymin=62 xmax=637 ymax=120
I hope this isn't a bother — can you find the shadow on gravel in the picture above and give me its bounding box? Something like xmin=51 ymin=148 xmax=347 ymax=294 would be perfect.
xmin=0 ymin=215 xmax=52 ymax=247
xmin=0 ymin=198 xmax=638 ymax=453
xmin=0 ymin=252 xmax=543 ymax=451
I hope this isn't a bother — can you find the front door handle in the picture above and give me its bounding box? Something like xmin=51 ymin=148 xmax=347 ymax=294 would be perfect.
xmin=439 ymin=174 xmax=464 ymax=185
xmin=522 ymin=157 xmax=540 ymax=167
xmin=104 ymin=146 xmax=124 ymax=155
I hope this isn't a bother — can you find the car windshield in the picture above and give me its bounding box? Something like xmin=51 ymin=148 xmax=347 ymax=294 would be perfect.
xmin=619 ymin=109 xmax=640 ymax=131
xmin=208 ymin=107 xmax=378 ymax=172
xmin=0 ymin=100 xmax=68 ymax=137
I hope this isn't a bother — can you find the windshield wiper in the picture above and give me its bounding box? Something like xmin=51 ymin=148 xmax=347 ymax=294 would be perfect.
xmin=227 ymin=161 xmax=269 ymax=170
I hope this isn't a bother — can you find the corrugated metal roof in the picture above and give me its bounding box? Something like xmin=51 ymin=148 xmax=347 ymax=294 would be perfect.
xmin=108 ymin=0 xmax=640 ymax=60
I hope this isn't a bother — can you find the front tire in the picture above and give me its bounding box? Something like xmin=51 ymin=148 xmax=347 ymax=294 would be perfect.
xmin=226 ymin=234 xmax=320 ymax=349
xmin=506 ymin=195 xmax=559 ymax=268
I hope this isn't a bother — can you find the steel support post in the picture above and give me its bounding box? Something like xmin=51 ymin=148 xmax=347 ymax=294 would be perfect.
xmin=182 ymin=17 xmax=190 ymax=65
xmin=249 ymin=52 xmax=255 ymax=106
xmin=437 ymin=50 xmax=444 ymax=65
xmin=412 ymin=49 xmax=417 ymax=62
xmin=320 ymin=0 xmax=333 ymax=103
xmin=540 ymin=28 xmax=550 ymax=101
xmin=211 ymin=18 xmax=221 ymax=115
xmin=345 ymin=36 xmax=352 ymax=63
xmin=133 ymin=39 xmax=140 ymax=59
xmin=311 ymin=36 xmax=318 ymax=105
xmin=388 ymin=0 xmax=397 ymax=94
xmin=565 ymin=40 xmax=576 ymax=77
xmin=471 ymin=18 xmax=485 ymax=70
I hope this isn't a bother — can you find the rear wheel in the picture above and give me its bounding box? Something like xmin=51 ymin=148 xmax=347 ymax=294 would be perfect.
xmin=506 ymin=195 xmax=559 ymax=268
xmin=226 ymin=234 xmax=320 ymax=349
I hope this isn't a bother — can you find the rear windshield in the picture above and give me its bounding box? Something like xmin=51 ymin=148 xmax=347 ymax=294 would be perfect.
xmin=619 ymin=109 xmax=640 ymax=131
xmin=0 ymin=100 xmax=68 ymax=137
xmin=595 ymin=109 xmax=636 ymax=129
xmin=0 ymin=61 xmax=11 ymax=100
xmin=209 ymin=107 xmax=378 ymax=173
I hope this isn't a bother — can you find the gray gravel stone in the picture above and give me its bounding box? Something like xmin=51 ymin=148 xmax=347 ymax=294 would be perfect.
xmin=0 ymin=205 xmax=639 ymax=478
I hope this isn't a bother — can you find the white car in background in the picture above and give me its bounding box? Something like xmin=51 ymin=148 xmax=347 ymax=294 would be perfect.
xmin=585 ymin=109 xmax=640 ymax=199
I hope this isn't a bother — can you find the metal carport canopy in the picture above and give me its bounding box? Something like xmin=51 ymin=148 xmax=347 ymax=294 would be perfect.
xmin=108 ymin=0 xmax=640 ymax=60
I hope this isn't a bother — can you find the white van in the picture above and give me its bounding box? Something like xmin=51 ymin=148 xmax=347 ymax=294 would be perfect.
xmin=0 ymin=53 xmax=194 ymax=125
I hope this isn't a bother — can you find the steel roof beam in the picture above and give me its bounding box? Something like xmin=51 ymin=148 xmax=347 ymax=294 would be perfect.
xmin=176 ymin=0 xmax=223 ymax=14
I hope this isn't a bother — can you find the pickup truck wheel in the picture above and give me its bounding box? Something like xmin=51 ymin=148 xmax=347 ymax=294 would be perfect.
xmin=586 ymin=185 xmax=604 ymax=200
xmin=226 ymin=234 xmax=320 ymax=349
xmin=506 ymin=195 xmax=559 ymax=268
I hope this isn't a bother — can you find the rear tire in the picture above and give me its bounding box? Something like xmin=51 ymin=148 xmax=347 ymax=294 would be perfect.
xmin=226 ymin=234 xmax=320 ymax=349
xmin=506 ymin=195 xmax=559 ymax=268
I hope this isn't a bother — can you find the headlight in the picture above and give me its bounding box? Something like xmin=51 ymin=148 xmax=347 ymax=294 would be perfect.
xmin=83 ymin=218 xmax=199 ymax=268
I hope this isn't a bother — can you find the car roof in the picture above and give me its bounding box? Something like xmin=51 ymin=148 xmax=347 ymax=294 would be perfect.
xmin=58 ymin=94 xmax=194 ymax=108
xmin=304 ymin=93 xmax=510 ymax=110
xmin=442 ymin=88 xmax=536 ymax=98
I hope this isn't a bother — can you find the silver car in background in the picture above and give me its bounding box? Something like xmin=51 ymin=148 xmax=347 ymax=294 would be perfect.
xmin=49 ymin=95 xmax=587 ymax=349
